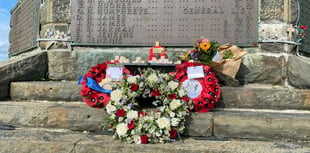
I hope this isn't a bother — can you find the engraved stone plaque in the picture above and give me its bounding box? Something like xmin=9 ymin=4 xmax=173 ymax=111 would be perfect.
xmin=300 ymin=0 xmax=310 ymax=52
xmin=71 ymin=0 xmax=258 ymax=46
xmin=9 ymin=0 xmax=40 ymax=55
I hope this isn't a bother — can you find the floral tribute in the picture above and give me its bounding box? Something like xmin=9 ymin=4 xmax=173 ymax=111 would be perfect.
xmin=297 ymin=25 xmax=307 ymax=42
xmin=104 ymin=69 xmax=192 ymax=144
xmin=174 ymin=62 xmax=221 ymax=113
xmin=182 ymin=37 xmax=233 ymax=64
xmin=79 ymin=61 xmax=131 ymax=108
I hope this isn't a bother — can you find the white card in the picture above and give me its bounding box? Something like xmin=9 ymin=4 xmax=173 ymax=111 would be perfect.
xmin=106 ymin=67 xmax=123 ymax=82
xmin=187 ymin=66 xmax=204 ymax=79
xmin=182 ymin=79 xmax=202 ymax=99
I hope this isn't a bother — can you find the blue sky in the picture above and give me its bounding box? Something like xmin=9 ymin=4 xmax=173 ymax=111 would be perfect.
xmin=0 ymin=1 xmax=17 ymax=62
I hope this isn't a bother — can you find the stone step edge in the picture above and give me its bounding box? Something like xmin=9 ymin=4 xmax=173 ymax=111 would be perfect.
xmin=0 ymin=127 xmax=309 ymax=153
xmin=10 ymin=81 xmax=310 ymax=110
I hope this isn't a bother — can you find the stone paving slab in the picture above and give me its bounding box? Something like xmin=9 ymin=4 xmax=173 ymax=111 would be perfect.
xmin=0 ymin=127 xmax=309 ymax=153
xmin=10 ymin=81 xmax=310 ymax=110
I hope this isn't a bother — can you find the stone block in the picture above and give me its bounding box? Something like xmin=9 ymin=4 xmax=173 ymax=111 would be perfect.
xmin=10 ymin=81 xmax=82 ymax=101
xmin=236 ymin=54 xmax=286 ymax=85
xmin=0 ymin=52 xmax=48 ymax=99
xmin=48 ymin=50 xmax=77 ymax=81
xmin=213 ymin=110 xmax=310 ymax=140
xmin=217 ymin=87 xmax=310 ymax=110
xmin=183 ymin=113 xmax=213 ymax=137
xmin=0 ymin=102 xmax=105 ymax=131
xmin=287 ymin=55 xmax=310 ymax=89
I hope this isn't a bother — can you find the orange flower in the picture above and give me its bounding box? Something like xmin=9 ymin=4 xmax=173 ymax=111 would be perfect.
xmin=200 ymin=42 xmax=211 ymax=51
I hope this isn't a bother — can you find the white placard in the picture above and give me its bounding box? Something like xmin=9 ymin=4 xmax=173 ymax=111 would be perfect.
xmin=106 ymin=67 xmax=123 ymax=82
xmin=182 ymin=79 xmax=203 ymax=99
xmin=187 ymin=66 xmax=204 ymax=79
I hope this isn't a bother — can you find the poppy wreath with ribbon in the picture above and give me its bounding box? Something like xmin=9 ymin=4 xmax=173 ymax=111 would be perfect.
xmin=79 ymin=61 xmax=131 ymax=108
xmin=174 ymin=62 xmax=220 ymax=113
xmin=104 ymin=69 xmax=192 ymax=144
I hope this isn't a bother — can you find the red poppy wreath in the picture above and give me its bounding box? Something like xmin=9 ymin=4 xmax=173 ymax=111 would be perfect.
xmin=174 ymin=62 xmax=221 ymax=113
xmin=79 ymin=61 xmax=131 ymax=108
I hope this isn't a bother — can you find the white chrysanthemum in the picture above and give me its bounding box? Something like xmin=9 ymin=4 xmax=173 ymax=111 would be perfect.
xmin=127 ymin=76 xmax=138 ymax=84
xmin=170 ymin=99 xmax=181 ymax=110
xmin=171 ymin=118 xmax=180 ymax=126
xmin=133 ymin=135 xmax=141 ymax=144
xmin=168 ymin=81 xmax=179 ymax=91
xmin=170 ymin=112 xmax=175 ymax=118
xmin=106 ymin=103 xmax=117 ymax=114
xmin=111 ymin=89 xmax=122 ymax=103
xmin=178 ymin=88 xmax=186 ymax=97
xmin=116 ymin=123 xmax=128 ymax=137
xmin=156 ymin=117 xmax=171 ymax=129
xmin=148 ymin=73 xmax=158 ymax=83
xmin=127 ymin=110 xmax=138 ymax=119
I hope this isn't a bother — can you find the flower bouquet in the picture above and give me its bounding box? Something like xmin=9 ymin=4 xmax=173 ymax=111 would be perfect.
xmin=180 ymin=37 xmax=247 ymax=80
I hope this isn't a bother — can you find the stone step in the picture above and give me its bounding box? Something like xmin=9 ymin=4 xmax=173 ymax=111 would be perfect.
xmin=0 ymin=101 xmax=310 ymax=141
xmin=0 ymin=127 xmax=309 ymax=153
xmin=10 ymin=81 xmax=310 ymax=110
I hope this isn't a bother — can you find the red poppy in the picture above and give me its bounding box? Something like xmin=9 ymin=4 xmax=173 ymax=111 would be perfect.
xmin=80 ymin=85 xmax=91 ymax=96
xmin=127 ymin=120 xmax=135 ymax=130
xmin=151 ymin=89 xmax=160 ymax=97
xmin=97 ymin=93 xmax=110 ymax=106
xmin=131 ymin=83 xmax=138 ymax=91
xmin=116 ymin=109 xmax=125 ymax=117
xmin=140 ymin=135 xmax=148 ymax=144
xmin=168 ymin=94 xmax=176 ymax=100
xmin=138 ymin=111 xmax=147 ymax=117
xmin=85 ymin=93 xmax=99 ymax=107
xmin=169 ymin=129 xmax=177 ymax=138
xmin=175 ymin=69 xmax=186 ymax=80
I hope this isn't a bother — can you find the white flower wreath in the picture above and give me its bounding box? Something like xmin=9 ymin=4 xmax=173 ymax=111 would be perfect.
xmin=104 ymin=69 xmax=192 ymax=144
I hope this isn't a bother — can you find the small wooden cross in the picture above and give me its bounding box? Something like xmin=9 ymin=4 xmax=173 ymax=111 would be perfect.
xmin=287 ymin=24 xmax=295 ymax=41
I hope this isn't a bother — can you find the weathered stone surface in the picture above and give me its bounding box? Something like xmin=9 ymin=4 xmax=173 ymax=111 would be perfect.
xmin=48 ymin=50 xmax=78 ymax=80
xmin=260 ymin=0 xmax=284 ymax=21
xmin=287 ymin=55 xmax=310 ymax=89
xmin=217 ymin=87 xmax=310 ymax=110
xmin=40 ymin=0 xmax=71 ymax=25
xmin=213 ymin=109 xmax=310 ymax=140
xmin=0 ymin=52 xmax=47 ymax=99
xmin=236 ymin=54 xmax=286 ymax=85
xmin=10 ymin=81 xmax=82 ymax=101
xmin=1 ymin=128 xmax=309 ymax=153
xmin=183 ymin=113 xmax=213 ymax=137
xmin=0 ymin=102 xmax=105 ymax=131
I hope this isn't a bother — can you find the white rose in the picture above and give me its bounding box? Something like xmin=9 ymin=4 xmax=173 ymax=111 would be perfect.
xmin=106 ymin=103 xmax=117 ymax=114
xmin=139 ymin=82 xmax=144 ymax=88
xmin=111 ymin=90 xmax=122 ymax=103
xmin=148 ymin=73 xmax=158 ymax=83
xmin=127 ymin=76 xmax=138 ymax=84
xmin=133 ymin=135 xmax=141 ymax=144
xmin=156 ymin=117 xmax=171 ymax=129
xmin=127 ymin=110 xmax=138 ymax=119
xmin=171 ymin=118 xmax=180 ymax=126
xmin=116 ymin=123 xmax=128 ymax=137
xmin=168 ymin=81 xmax=179 ymax=91
xmin=155 ymin=130 xmax=163 ymax=137
xmin=178 ymin=88 xmax=186 ymax=97
xmin=170 ymin=99 xmax=181 ymax=110
xmin=170 ymin=112 xmax=175 ymax=118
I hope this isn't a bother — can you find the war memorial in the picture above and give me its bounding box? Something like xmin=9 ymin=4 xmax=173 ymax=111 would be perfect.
xmin=1 ymin=0 xmax=310 ymax=152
